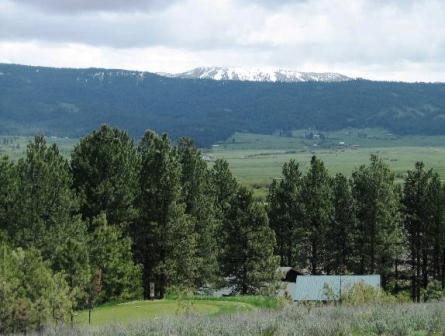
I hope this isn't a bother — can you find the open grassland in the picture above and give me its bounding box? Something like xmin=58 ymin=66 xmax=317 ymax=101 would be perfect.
xmin=3 ymin=129 xmax=445 ymax=198
xmin=74 ymin=299 xmax=255 ymax=326
xmin=205 ymin=129 xmax=445 ymax=198
xmin=0 ymin=135 xmax=77 ymax=160
xmin=42 ymin=302 xmax=445 ymax=336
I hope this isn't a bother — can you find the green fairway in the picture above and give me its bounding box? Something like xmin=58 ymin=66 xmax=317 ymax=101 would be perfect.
xmin=74 ymin=299 xmax=255 ymax=326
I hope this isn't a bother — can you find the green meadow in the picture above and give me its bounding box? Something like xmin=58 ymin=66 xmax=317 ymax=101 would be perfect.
xmin=204 ymin=129 xmax=445 ymax=198
xmin=3 ymin=128 xmax=445 ymax=198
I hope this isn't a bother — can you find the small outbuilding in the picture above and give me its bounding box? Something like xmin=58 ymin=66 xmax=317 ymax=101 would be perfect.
xmin=293 ymin=275 xmax=381 ymax=302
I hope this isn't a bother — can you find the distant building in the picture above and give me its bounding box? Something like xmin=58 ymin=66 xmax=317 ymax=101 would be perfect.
xmin=294 ymin=275 xmax=381 ymax=301
xmin=277 ymin=268 xmax=381 ymax=302
xmin=277 ymin=267 xmax=302 ymax=301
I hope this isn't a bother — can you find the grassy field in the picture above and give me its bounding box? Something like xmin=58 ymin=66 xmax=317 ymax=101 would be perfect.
xmin=42 ymin=302 xmax=445 ymax=335
xmin=0 ymin=135 xmax=77 ymax=160
xmin=204 ymin=129 xmax=445 ymax=198
xmin=74 ymin=298 xmax=257 ymax=326
xmin=3 ymin=129 xmax=445 ymax=198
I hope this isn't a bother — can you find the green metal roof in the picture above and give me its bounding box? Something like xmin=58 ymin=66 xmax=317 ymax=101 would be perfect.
xmin=294 ymin=275 xmax=381 ymax=301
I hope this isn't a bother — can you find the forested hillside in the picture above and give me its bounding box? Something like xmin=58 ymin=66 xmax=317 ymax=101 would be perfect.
xmin=1 ymin=64 xmax=445 ymax=146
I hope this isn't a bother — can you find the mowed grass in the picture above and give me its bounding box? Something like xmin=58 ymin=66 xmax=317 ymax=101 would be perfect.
xmin=74 ymin=299 xmax=255 ymax=326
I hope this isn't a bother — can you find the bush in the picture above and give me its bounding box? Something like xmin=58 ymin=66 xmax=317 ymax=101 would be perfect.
xmin=0 ymin=244 xmax=73 ymax=334
xmin=422 ymin=280 xmax=445 ymax=302
xmin=341 ymin=282 xmax=397 ymax=305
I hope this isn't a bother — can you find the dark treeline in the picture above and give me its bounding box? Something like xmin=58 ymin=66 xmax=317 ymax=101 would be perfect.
xmin=1 ymin=125 xmax=445 ymax=333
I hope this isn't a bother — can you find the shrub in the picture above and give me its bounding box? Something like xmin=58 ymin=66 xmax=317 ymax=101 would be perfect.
xmin=0 ymin=244 xmax=73 ymax=334
xmin=422 ymin=280 xmax=445 ymax=302
xmin=341 ymin=282 xmax=397 ymax=305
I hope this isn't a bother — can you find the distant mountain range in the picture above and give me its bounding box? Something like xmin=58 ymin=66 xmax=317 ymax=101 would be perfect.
xmin=1 ymin=63 xmax=445 ymax=147
xmin=161 ymin=67 xmax=352 ymax=83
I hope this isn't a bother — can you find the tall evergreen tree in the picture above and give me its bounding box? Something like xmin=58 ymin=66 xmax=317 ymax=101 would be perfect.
xmin=427 ymin=173 xmax=445 ymax=289
xmin=11 ymin=136 xmax=90 ymax=306
xmin=403 ymin=162 xmax=433 ymax=301
xmin=135 ymin=131 xmax=197 ymax=298
xmin=300 ymin=156 xmax=334 ymax=274
xmin=223 ymin=186 xmax=279 ymax=294
xmin=210 ymin=159 xmax=239 ymax=259
xmin=71 ymin=125 xmax=139 ymax=231
xmin=403 ymin=163 xmax=445 ymax=300
xmin=326 ymin=173 xmax=356 ymax=274
xmin=352 ymin=155 xmax=403 ymax=288
xmin=0 ymin=156 xmax=17 ymax=240
xmin=267 ymin=159 xmax=304 ymax=267
xmin=210 ymin=159 xmax=238 ymax=216
xmin=177 ymin=138 xmax=219 ymax=287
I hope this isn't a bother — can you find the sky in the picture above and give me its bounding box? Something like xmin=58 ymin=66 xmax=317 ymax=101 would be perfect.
xmin=0 ymin=0 xmax=444 ymax=82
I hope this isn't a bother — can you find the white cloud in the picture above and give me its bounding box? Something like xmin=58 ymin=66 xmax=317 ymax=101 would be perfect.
xmin=0 ymin=0 xmax=444 ymax=81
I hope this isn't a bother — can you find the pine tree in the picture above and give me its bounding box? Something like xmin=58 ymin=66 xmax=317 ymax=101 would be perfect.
xmin=267 ymin=159 xmax=304 ymax=267
xmin=210 ymin=159 xmax=238 ymax=262
xmin=177 ymin=138 xmax=219 ymax=287
xmin=403 ymin=163 xmax=445 ymax=300
xmin=223 ymin=187 xmax=279 ymax=294
xmin=12 ymin=136 xmax=91 ymax=306
xmin=352 ymin=155 xmax=403 ymax=288
xmin=300 ymin=156 xmax=334 ymax=274
xmin=210 ymin=159 xmax=238 ymax=216
xmin=426 ymin=173 xmax=444 ymax=290
xmin=0 ymin=156 xmax=17 ymax=240
xmin=326 ymin=173 xmax=356 ymax=274
xmin=135 ymin=131 xmax=198 ymax=298
xmin=89 ymin=213 xmax=143 ymax=303
xmin=71 ymin=125 xmax=139 ymax=231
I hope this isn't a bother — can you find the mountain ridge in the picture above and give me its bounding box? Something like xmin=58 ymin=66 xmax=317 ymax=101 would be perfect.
xmin=164 ymin=66 xmax=352 ymax=83
xmin=1 ymin=63 xmax=445 ymax=147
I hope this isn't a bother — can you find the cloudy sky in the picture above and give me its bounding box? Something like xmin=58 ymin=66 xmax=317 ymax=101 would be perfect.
xmin=0 ymin=0 xmax=444 ymax=82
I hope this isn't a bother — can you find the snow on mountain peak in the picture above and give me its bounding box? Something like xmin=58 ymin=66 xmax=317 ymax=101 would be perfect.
xmin=163 ymin=67 xmax=352 ymax=83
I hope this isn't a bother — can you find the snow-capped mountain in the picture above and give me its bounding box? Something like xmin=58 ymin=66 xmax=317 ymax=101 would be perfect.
xmin=163 ymin=67 xmax=352 ymax=83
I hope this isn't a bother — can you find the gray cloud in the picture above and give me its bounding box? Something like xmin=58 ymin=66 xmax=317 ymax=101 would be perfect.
xmin=0 ymin=0 xmax=445 ymax=81
xmin=8 ymin=0 xmax=177 ymax=13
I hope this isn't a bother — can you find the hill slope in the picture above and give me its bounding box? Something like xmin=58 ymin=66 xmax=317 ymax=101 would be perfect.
xmin=1 ymin=63 xmax=445 ymax=146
